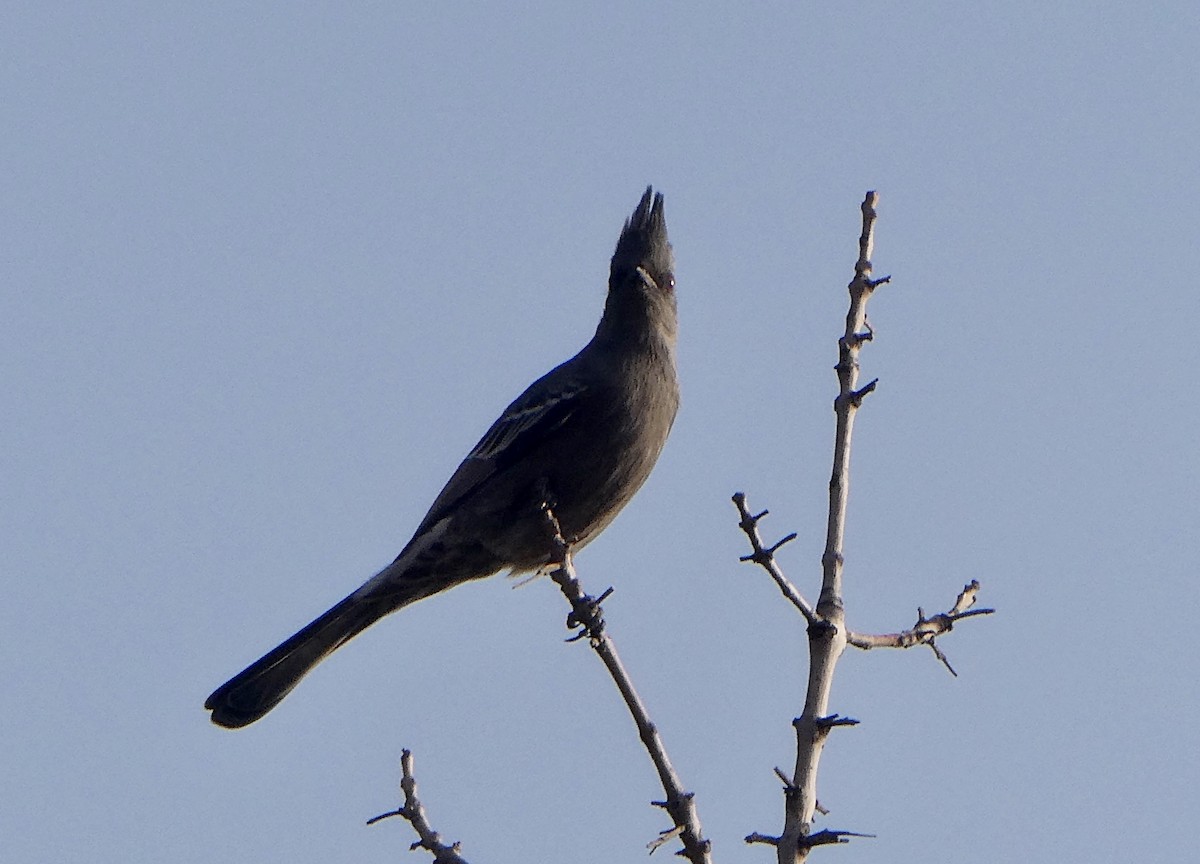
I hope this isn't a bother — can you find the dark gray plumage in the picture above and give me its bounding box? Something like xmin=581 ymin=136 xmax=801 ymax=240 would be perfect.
xmin=205 ymin=187 xmax=678 ymax=728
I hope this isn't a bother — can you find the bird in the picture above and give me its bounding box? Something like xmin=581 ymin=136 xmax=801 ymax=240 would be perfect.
xmin=205 ymin=186 xmax=679 ymax=728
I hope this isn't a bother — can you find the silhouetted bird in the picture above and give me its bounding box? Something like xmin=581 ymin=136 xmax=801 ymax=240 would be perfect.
xmin=206 ymin=187 xmax=678 ymax=728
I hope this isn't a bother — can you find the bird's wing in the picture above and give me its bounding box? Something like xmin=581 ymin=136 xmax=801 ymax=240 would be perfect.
xmin=405 ymin=371 xmax=588 ymax=541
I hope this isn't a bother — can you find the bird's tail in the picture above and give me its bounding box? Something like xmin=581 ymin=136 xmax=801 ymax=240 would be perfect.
xmin=205 ymin=587 xmax=396 ymax=729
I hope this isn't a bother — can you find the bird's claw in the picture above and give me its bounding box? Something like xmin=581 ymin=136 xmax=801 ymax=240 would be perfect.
xmin=565 ymin=591 xmax=607 ymax=639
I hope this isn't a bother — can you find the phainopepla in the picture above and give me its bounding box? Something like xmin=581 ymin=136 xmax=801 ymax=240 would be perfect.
xmin=205 ymin=187 xmax=678 ymax=728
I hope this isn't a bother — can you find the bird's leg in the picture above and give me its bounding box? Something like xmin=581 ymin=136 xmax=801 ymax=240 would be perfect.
xmin=536 ymin=481 xmax=566 ymax=558
xmin=539 ymin=494 xmax=607 ymax=640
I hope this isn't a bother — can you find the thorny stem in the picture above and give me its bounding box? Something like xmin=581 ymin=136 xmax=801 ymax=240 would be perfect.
xmin=368 ymin=749 xmax=470 ymax=864
xmin=543 ymin=506 xmax=713 ymax=864
xmin=779 ymin=192 xmax=884 ymax=863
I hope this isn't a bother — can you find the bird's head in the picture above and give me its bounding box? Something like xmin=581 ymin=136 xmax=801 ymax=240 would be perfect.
xmin=594 ymin=186 xmax=678 ymax=354
xmin=610 ymin=186 xmax=674 ymax=298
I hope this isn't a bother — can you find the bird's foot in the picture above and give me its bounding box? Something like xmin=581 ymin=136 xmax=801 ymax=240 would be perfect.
xmin=563 ymin=586 xmax=612 ymax=641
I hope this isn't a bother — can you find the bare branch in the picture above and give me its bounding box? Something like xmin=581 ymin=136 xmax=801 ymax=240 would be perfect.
xmin=732 ymin=492 xmax=818 ymax=625
xmin=746 ymin=832 xmax=780 ymax=846
xmin=804 ymin=829 xmax=876 ymax=847
xmin=734 ymin=193 xmax=991 ymax=860
xmin=542 ymin=505 xmax=712 ymax=864
xmin=814 ymin=714 xmax=859 ymax=729
xmin=847 ymin=580 xmax=995 ymax=668
xmin=777 ymin=192 xmax=885 ymax=863
xmin=767 ymin=192 xmax=882 ymax=861
xmin=951 ymin=579 xmax=985 ymax=615
xmin=646 ymin=824 xmax=683 ymax=854
xmin=368 ymin=749 xmax=470 ymax=864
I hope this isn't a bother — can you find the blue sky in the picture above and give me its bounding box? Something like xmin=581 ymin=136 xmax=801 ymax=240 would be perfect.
xmin=4 ymin=3 xmax=1198 ymax=862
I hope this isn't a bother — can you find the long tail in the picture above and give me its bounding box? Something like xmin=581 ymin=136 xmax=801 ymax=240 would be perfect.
xmin=207 ymin=522 xmax=499 ymax=727
xmin=205 ymin=589 xmax=395 ymax=729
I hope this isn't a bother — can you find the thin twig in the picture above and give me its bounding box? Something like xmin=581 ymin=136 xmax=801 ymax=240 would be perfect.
xmin=804 ymin=829 xmax=877 ymax=846
xmin=368 ymin=749 xmax=470 ymax=864
xmin=847 ymin=580 xmax=995 ymax=662
xmin=732 ymin=492 xmax=817 ymax=624
xmin=542 ymin=506 xmax=712 ymax=864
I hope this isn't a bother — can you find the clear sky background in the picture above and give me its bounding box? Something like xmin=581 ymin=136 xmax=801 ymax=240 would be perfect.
xmin=4 ymin=3 xmax=1198 ymax=862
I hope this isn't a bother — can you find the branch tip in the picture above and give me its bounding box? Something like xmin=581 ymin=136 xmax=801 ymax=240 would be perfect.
xmin=803 ymin=829 xmax=876 ymax=848
xmin=732 ymin=492 xmax=819 ymax=624
xmin=928 ymin=639 xmax=959 ymax=677
xmin=767 ymin=532 xmax=798 ymax=555
xmin=815 ymin=714 xmax=860 ymax=729
xmin=372 ymin=748 xmax=470 ymax=863
xmin=850 ymin=378 xmax=879 ymax=404
xmin=646 ymin=824 xmax=684 ymax=854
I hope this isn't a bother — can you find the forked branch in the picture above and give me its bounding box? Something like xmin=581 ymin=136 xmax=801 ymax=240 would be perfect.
xmin=368 ymin=749 xmax=471 ymax=864
xmin=775 ymin=192 xmax=885 ymax=863
xmin=736 ymin=193 xmax=990 ymax=861
xmin=735 ymin=192 xmax=884 ymax=862
xmin=847 ymin=580 xmax=994 ymax=675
